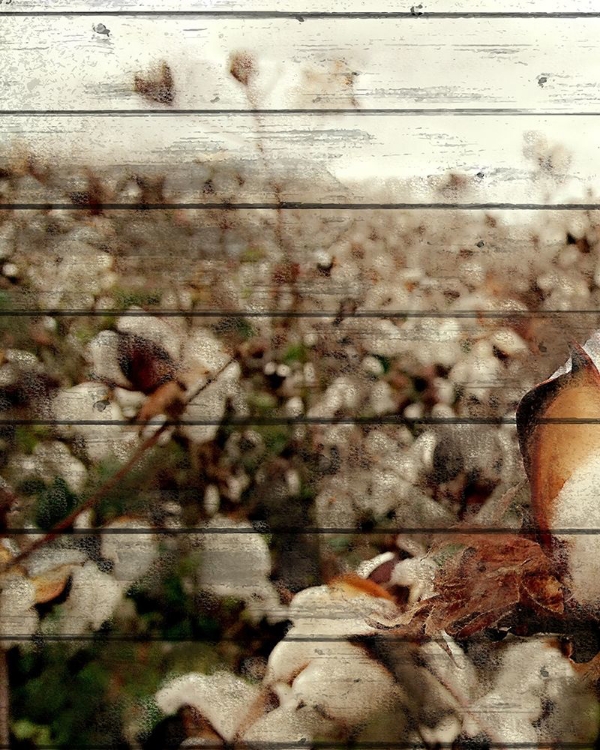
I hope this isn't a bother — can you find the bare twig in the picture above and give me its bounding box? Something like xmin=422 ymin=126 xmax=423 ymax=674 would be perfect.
xmin=1 ymin=356 xmax=236 ymax=573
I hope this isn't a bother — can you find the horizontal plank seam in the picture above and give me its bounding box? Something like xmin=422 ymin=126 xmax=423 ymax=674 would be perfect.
xmin=1 ymin=527 xmax=597 ymax=535
xmin=3 ymin=10 xmax=600 ymax=17
xmin=3 ymin=109 xmax=600 ymax=116
xmin=0 ymin=417 xmax=595 ymax=426
xmin=0 ymin=743 xmax=585 ymax=749
xmin=0 ymin=635 xmax=461 ymax=642
xmin=2 ymin=203 xmax=600 ymax=211
xmin=0 ymin=309 xmax=597 ymax=319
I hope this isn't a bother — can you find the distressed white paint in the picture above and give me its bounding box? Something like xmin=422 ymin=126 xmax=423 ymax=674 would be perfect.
xmin=8 ymin=0 xmax=600 ymax=13
xmin=2 ymin=17 xmax=600 ymax=112
xmin=1 ymin=113 xmax=599 ymax=204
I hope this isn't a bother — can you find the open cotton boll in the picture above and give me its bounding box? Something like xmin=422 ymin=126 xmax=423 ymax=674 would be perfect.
xmin=49 ymin=562 xmax=123 ymax=636
xmin=0 ymin=575 xmax=38 ymax=645
xmin=467 ymin=638 xmax=599 ymax=744
xmin=24 ymin=546 xmax=86 ymax=579
xmin=181 ymin=329 xmax=233 ymax=374
xmin=87 ymin=330 xmax=131 ymax=389
xmin=242 ymin=702 xmax=334 ymax=748
xmin=180 ymin=361 xmax=241 ymax=445
xmin=156 ymin=672 xmax=260 ymax=742
xmin=116 ymin=311 xmax=184 ymax=362
xmin=51 ymin=383 xmax=136 ymax=462
xmin=197 ymin=517 xmax=284 ymax=623
xmin=290 ymin=640 xmax=401 ymax=726
xmin=284 ymin=583 xmax=397 ymax=638
xmin=6 ymin=441 xmax=87 ymax=495
xmin=101 ymin=519 xmax=157 ymax=585
xmin=550 ymin=456 xmax=600 ymax=605
xmin=419 ymin=637 xmax=479 ymax=706
xmin=265 ymin=634 xmax=399 ymax=693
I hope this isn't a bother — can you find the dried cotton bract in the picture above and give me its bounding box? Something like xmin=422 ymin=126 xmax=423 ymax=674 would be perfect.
xmin=517 ymin=332 xmax=600 ymax=607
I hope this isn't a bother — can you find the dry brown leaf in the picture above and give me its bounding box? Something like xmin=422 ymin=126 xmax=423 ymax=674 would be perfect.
xmin=134 ymin=61 xmax=175 ymax=105
xmin=136 ymin=380 xmax=186 ymax=424
xmin=229 ymin=52 xmax=257 ymax=87
xmin=30 ymin=563 xmax=74 ymax=604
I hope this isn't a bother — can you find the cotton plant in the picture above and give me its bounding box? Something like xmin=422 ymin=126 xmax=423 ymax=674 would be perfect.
xmin=0 ymin=518 xmax=159 ymax=642
xmin=195 ymin=517 xmax=285 ymax=625
xmin=153 ymin=549 xmax=599 ymax=747
xmin=85 ymin=311 xmax=241 ymax=444
xmin=151 ymin=332 xmax=600 ymax=747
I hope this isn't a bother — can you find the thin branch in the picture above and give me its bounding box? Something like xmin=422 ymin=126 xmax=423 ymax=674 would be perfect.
xmin=1 ymin=356 xmax=236 ymax=573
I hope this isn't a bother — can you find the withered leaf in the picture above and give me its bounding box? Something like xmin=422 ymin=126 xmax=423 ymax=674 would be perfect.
xmin=136 ymin=380 xmax=186 ymax=424
xmin=229 ymin=52 xmax=257 ymax=87
xmin=134 ymin=61 xmax=175 ymax=105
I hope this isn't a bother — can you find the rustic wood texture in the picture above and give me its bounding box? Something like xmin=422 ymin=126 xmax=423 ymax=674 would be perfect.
xmin=7 ymin=1 xmax=600 ymax=13
xmin=3 ymin=17 xmax=600 ymax=113
xmin=0 ymin=114 xmax=600 ymax=204
xmin=3 ymin=4 xmax=600 ymax=747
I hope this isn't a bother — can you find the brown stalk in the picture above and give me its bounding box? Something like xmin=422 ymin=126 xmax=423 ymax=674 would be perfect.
xmin=0 ymin=356 xmax=236 ymax=574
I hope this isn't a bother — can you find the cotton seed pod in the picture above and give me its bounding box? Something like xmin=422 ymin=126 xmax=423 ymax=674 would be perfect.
xmin=516 ymin=341 xmax=600 ymax=605
xmin=116 ymin=331 xmax=179 ymax=395
xmin=516 ymin=342 xmax=600 ymax=534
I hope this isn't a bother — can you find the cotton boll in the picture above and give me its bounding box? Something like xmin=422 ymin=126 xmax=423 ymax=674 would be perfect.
xmin=31 ymin=245 xmax=114 ymax=308
xmin=489 ymin=328 xmax=528 ymax=358
xmin=290 ymin=641 xmax=400 ymax=726
xmin=24 ymin=546 xmax=86 ymax=579
xmin=180 ymin=361 xmax=240 ymax=444
xmin=242 ymin=703 xmax=334 ymax=747
xmin=156 ymin=672 xmax=260 ymax=742
xmin=467 ymin=638 xmax=598 ymax=744
xmin=7 ymin=441 xmax=87 ymax=495
xmin=306 ymin=376 xmax=360 ymax=419
xmin=314 ymin=483 xmax=357 ymax=529
xmin=284 ymin=584 xmax=396 ymax=639
xmin=0 ymin=575 xmax=38 ymax=645
xmin=51 ymin=383 xmax=136 ymax=462
xmin=356 ymin=551 xmax=397 ymax=580
xmin=87 ymin=330 xmax=131 ymax=389
xmin=419 ymin=637 xmax=479 ymax=704
xmin=101 ymin=519 xmax=157 ymax=585
xmin=117 ymin=312 xmax=182 ymax=361
xmin=198 ymin=517 xmax=283 ymax=622
xmin=390 ymin=556 xmax=437 ymax=604
xmin=51 ymin=562 xmax=123 ymax=635
xmin=181 ymin=328 xmax=232 ymax=374
xmin=547 ymin=457 xmax=600 ymax=606
xmin=369 ymin=381 xmax=396 ymax=415
xmin=358 ymin=468 xmax=410 ymax=517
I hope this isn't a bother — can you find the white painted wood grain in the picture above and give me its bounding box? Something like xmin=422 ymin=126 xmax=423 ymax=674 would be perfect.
xmin=0 ymin=114 xmax=597 ymax=204
xmin=7 ymin=0 xmax=600 ymax=14
xmin=2 ymin=17 xmax=600 ymax=112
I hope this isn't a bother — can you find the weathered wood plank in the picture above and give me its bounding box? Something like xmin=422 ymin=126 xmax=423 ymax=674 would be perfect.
xmin=2 ymin=17 xmax=600 ymax=113
xmin=0 ymin=114 xmax=598 ymax=204
xmin=5 ymin=0 xmax=600 ymax=15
